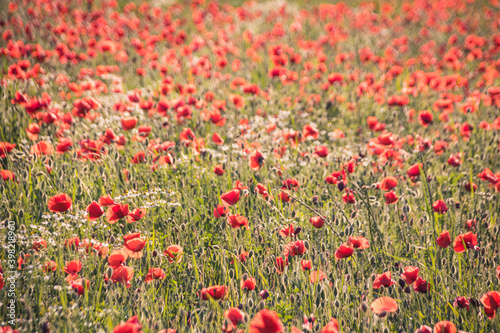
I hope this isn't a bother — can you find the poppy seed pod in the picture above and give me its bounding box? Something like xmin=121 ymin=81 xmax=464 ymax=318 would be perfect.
xmin=259 ymin=290 xmax=269 ymax=299
xmin=248 ymin=298 xmax=254 ymax=307
xmin=361 ymin=301 xmax=368 ymax=312
xmin=377 ymin=310 xmax=387 ymax=318
xmin=337 ymin=181 xmax=345 ymax=191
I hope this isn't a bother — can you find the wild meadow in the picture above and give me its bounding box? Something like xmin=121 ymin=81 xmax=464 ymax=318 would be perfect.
xmin=0 ymin=0 xmax=500 ymax=332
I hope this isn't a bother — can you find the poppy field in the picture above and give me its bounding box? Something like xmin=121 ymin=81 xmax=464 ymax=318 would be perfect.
xmin=1 ymin=0 xmax=500 ymax=332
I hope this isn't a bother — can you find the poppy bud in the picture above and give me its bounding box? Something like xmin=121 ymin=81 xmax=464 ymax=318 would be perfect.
xmin=360 ymin=301 xmax=368 ymax=312
xmin=290 ymin=294 xmax=296 ymax=303
xmin=259 ymin=289 xmax=269 ymax=299
xmin=258 ymin=300 xmax=266 ymax=310
xmin=470 ymin=297 xmax=480 ymax=307
xmin=337 ymin=181 xmax=345 ymax=191
xmin=242 ymin=273 xmax=248 ymax=281
xmin=229 ymin=269 xmax=235 ymax=279
xmin=312 ymin=195 xmax=319 ymax=205
xmin=248 ymin=298 xmax=254 ymax=308
xmin=152 ymin=250 xmax=158 ymax=257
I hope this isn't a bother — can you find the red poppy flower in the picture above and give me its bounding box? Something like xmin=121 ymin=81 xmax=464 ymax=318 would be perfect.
xmin=407 ymin=163 xmax=422 ymax=177
xmin=145 ymin=268 xmax=166 ymax=283
xmin=131 ymin=151 xmax=146 ymax=164
xmin=213 ymin=204 xmax=228 ymax=218
xmin=309 ymin=216 xmax=325 ymax=228
xmin=0 ymin=169 xmax=15 ymax=181
xmin=314 ymin=146 xmax=329 ymax=158
xmin=200 ymin=285 xmax=227 ymax=300
xmin=32 ymin=238 xmax=47 ymax=251
xmin=447 ymin=154 xmax=462 ymax=167
xmin=301 ymin=260 xmax=312 ymax=271
xmin=70 ymin=278 xmax=90 ymax=296
xmin=113 ymin=316 xmax=142 ymax=333
xmin=30 ymin=141 xmax=54 ymax=156
xmin=111 ymin=266 xmax=134 ymax=288
xmin=108 ymin=250 xmax=128 ymax=270
xmin=279 ymin=224 xmax=295 ymax=238
xmin=121 ymin=116 xmax=138 ymax=131
xmin=373 ymin=271 xmax=395 ymax=289
xmin=320 ymin=318 xmax=339 ymax=333
xmin=0 ymin=142 xmax=16 ymax=158
xmin=220 ymin=189 xmax=240 ymax=207
xmin=453 ymin=296 xmax=470 ymax=311
xmin=26 ymin=123 xmax=40 ymax=141
xmin=401 ymin=266 xmax=419 ymax=284
xmin=276 ymin=256 xmax=289 ymax=273
xmin=164 ymin=245 xmax=183 ymax=263
xmin=380 ymin=176 xmax=398 ymax=191
xmin=106 ymin=204 xmax=129 ymax=223
xmin=433 ymin=321 xmax=456 ymax=333
xmin=282 ymin=178 xmax=299 ymax=190
xmin=43 ymin=261 xmax=57 ymax=273
xmin=303 ymin=125 xmax=318 ymax=139
xmin=212 ymin=132 xmax=224 ymax=145
xmin=224 ymin=307 xmax=245 ymax=326
xmin=249 ymin=150 xmax=265 ymax=171
xmin=240 ymin=276 xmax=256 ymax=291
xmin=349 ymin=236 xmax=370 ymax=249
xmin=127 ymin=208 xmax=146 ymax=223
xmin=415 ymin=325 xmax=432 ymax=333
xmin=478 ymin=168 xmax=498 ymax=184
xmin=47 ymin=193 xmax=72 ymax=212
xmin=64 ymin=260 xmax=82 ymax=277
xmin=213 ymin=164 xmax=225 ymax=176
xmin=481 ymin=291 xmax=500 ymax=319
xmin=310 ymin=270 xmax=328 ymax=284
xmin=436 ymin=230 xmax=451 ymax=248
xmin=284 ymin=240 xmax=307 ymax=257
xmin=227 ymin=214 xmax=249 ymax=229
xmin=249 ymin=309 xmax=284 ymax=333
xmin=413 ymin=277 xmax=430 ymax=293
xmin=384 ymin=191 xmax=398 ymax=204
xmin=255 ymin=183 xmax=269 ymax=198
xmin=342 ymin=191 xmax=356 ymax=204
xmin=370 ymin=296 xmax=398 ymax=315
xmin=123 ymin=234 xmax=146 ymax=259
xmin=333 ymin=242 xmax=353 ymax=260
xmin=418 ymin=110 xmax=433 ymax=126
xmin=86 ymin=201 xmax=103 ymax=220
xmin=464 ymin=182 xmax=477 ymax=192
xmin=99 ymin=195 xmax=116 ymax=206
xmin=279 ymin=191 xmax=291 ymax=202
xmin=432 ymin=200 xmax=448 ymax=214
xmin=453 ymin=232 xmax=478 ymax=253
